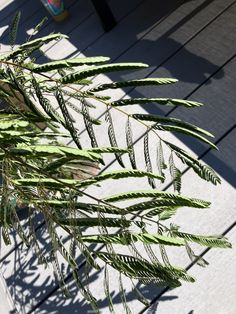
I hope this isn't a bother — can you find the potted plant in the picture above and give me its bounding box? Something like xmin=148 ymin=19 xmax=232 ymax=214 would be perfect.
xmin=0 ymin=13 xmax=231 ymax=313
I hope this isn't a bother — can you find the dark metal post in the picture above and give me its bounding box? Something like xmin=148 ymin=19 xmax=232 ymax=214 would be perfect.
xmin=91 ymin=0 xmax=117 ymax=31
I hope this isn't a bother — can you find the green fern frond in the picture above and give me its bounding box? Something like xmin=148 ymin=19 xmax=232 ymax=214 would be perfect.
xmin=9 ymin=145 xmax=102 ymax=161
xmin=4 ymin=34 xmax=68 ymax=61
xmin=56 ymin=217 xmax=132 ymax=228
xmin=158 ymin=207 xmax=178 ymax=220
xmin=80 ymin=233 xmax=185 ymax=246
xmin=30 ymin=56 xmax=110 ymax=73
xmin=132 ymin=113 xmax=214 ymax=138
xmin=103 ymin=190 xmax=210 ymax=208
xmin=87 ymin=147 xmax=129 ymax=154
xmin=119 ymin=273 xmax=132 ymax=314
xmin=28 ymin=17 xmax=48 ymax=39
xmin=104 ymin=265 xmax=115 ymax=313
xmin=184 ymin=240 xmax=209 ymax=267
xmin=159 ymin=244 xmax=171 ymax=266
xmin=32 ymin=78 xmax=65 ymax=125
xmin=53 ymin=234 xmax=77 ymax=269
xmin=173 ymin=231 xmax=231 ymax=248
xmin=50 ymin=250 xmax=70 ymax=297
xmin=6 ymin=70 xmax=49 ymax=120
xmin=75 ymin=169 xmax=164 ymax=189
xmin=156 ymin=140 xmax=167 ymax=182
xmin=0 ymin=118 xmax=29 ymax=130
xmin=111 ymin=98 xmax=203 ymax=107
xmin=25 ymin=200 xmax=121 ymax=215
xmin=155 ymin=124 xmax=217 ymax=149
xmin=105 ymin=109 xmax=125 ymax=167
xmin=66 ymin=101 xmax=101 ymax=125
xmin=21 ymin=33 xmax=68 ymax=49
xmin=131 ymin=280 xmax=150 ymax=306
xmin=165 ymin=141 xmax=221 ymax=184
xmin=144 ymin=206 xmax=177 ymax=218
xmin=71 ymin=267 xmax=100 ymax=313
xmin=60 ymin=63 xmax=148 ymax=84
xmin=90 ymin=78 xmax=178 ymax=92
xmin=143 ymin=241 xmax=161 ymax=265
xmin=55 ymin=89 xmax=82 ymax=149
xmin=9 ymin=11 xmax=21 ymax=48
xmin=124 ymin=198 xmax=209 ymax=212
xmin=97 ymin=252 xmax=194 ymax=286
xmin=126 ymin=117 xmax=137 ymax=169
xmin=82 ymin=101 xmax=98 ymax=148
xmin=12 ymin=178 xmax=81 ymax=189
xmin=169 ymin=153 xmax=182 ymax=193
xmin=144 ymin=132 xmax=156 ymax=188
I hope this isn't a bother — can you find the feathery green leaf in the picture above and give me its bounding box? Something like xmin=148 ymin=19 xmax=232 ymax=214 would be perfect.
xmin=125 ymin=198 xmax=209 ymax=212
xmin=60 ymin=63 xmax=148 ymax=84
xmin=9 ymin=145 xmax=102 ymax=161
xmin=30 ymin=56 xmax=110 ymax=73
xmin=111 ymin=98 xmax=203 ymax=107
xmin=126 ymin=117 xmax=137 ymax=169
xmin=132 ymin=113 xmax=214 ymax=138
xmin=144 ymin=132 xmax=156 ymax=188
xmin=57 ymin=217 xmax=131 ymax=228
xmin=184 ymin=240 xmax=209 ymax=267
xmin=165 ymin=141 xmax=221 ymax=185
xmin=155 ymin=124 xmax=217 ymax=149
xmin=80 ymin=233 xmax=185 ymax=246
xmin=97 ymin=252 xmax=194 ymax=286
xmin=21 ymin=199 xmax=122 ymax=214
xmin=173 ymin=231 xmax=231 ymax=248
xmin=3 ymin=34 xmax=67 ymax=61
xmin=104 ymin=265 xmax=115 ymax=313
xmin=55 ymin=89 xmax=82 ymax=149
xmin=103 ymin=190 xmax=210 ymax=208
xmin=32 ymin=78 xmax=65 ymax=124
xmin=90 ymin=78 xmax=178 ymax=92
xmin=82 ymin=101 xmax=98 ymax=148
xmin=105 ymin=110 xmax=125 ymax=167
xmin=75 ymin=169 xmax=164 ymax=189
xmin=158 ymin=208 xmax=178 ymax=220
xmin=156 ymin=140 xmax=167 ymax=182
xmin=9 ymin=12 xmax=21 ymax=47
xmin=169 ymin=153 xmax=182 ymax=193
xmin=87 ymin=147 xmax=129 ymax=154
xmin=119 ymin=273 xmax=132 ymax=314
xmin=21 ymin=33 xmax=68 ymax=49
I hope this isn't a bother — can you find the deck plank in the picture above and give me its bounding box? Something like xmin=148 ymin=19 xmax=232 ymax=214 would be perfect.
xmin=0 ymin=272 xmax=16 ymax=313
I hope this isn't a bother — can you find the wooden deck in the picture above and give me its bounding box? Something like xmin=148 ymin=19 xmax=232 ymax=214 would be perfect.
xmin=0 ymin=0 xmax=236 ymax=313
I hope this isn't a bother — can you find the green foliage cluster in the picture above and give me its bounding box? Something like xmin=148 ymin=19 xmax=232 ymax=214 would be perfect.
xmin=0 ymin=13 xmax=231 ymax=313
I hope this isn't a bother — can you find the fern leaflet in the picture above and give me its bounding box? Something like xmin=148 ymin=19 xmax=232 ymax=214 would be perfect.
xmin=105 ymin=110 xmax=125 ymax=167
xmin=169 ymin=152 xmax=182 ymax=193
xmin=144 ymin=132 xmax=156 ymax=188
xmin=9 ymin=12 xmax=21 ymax=48
xmin=126 ymin=117 xmax=137 ymax=169
xmin=82 ymin=101 xmax=98 ymax=147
